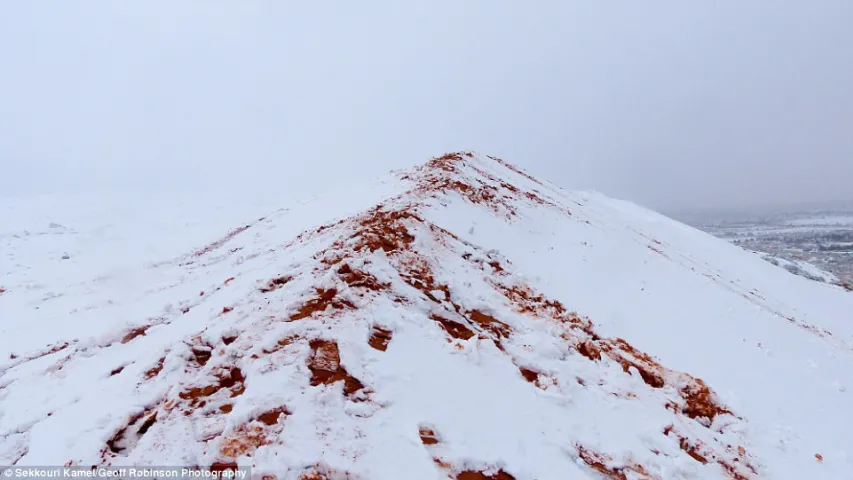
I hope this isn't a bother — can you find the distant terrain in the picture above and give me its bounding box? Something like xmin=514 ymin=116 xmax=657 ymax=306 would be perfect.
xmin=680 ymin=208 xmax=853 ymax=290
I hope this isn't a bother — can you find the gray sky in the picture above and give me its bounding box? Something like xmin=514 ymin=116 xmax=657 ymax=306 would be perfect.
xmin=1 ymin=1 xmax=851 ymax=212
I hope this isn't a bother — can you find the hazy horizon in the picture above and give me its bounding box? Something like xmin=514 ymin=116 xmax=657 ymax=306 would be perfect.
xmin=2 ymin=2 xmax=851 ymax=212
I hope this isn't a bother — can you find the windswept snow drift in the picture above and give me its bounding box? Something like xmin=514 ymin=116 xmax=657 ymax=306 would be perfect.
xmin=1 ymin=153 xmax=852 ymax=479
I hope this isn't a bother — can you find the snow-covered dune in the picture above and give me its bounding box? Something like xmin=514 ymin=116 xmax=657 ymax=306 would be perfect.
xmin=1 ymin=153 xmax=851 ymax=479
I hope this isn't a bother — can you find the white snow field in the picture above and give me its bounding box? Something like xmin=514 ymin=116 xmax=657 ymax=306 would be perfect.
xmin=1 ymin=153 xmax=852 ymax=479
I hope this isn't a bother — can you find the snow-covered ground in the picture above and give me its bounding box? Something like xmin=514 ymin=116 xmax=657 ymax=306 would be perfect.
xmin=753 ymin=252 xmax=839 ymax=284
xmin=2 ymin=153 xmax=852 ymax=479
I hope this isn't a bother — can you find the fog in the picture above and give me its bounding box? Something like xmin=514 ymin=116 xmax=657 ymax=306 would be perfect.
xmin=2 ymin=1 xmax=851 ymax=213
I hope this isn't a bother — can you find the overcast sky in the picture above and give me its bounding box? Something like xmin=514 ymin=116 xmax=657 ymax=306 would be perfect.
xmin=1 ymin=1 xmax=851 ymax=212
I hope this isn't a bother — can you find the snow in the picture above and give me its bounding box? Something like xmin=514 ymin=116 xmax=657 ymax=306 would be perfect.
xmin=2 ymin=152 xmax=852 ymax=479
xmin=754 ymin=252 xmax=839 ymax=284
